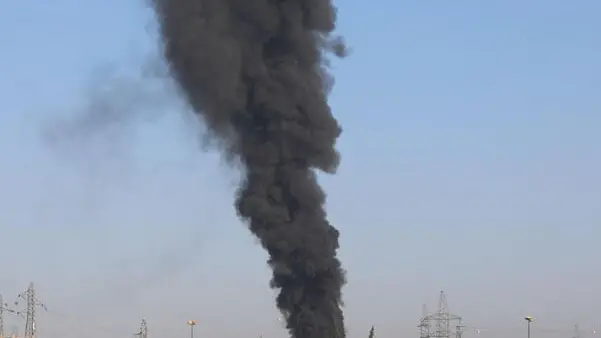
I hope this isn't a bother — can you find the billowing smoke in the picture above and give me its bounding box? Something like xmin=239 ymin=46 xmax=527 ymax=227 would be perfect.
xmin=41 ymin=58 xmax=175 ymax=154
xmin=149 ymin=0 xmax=347 ymax=338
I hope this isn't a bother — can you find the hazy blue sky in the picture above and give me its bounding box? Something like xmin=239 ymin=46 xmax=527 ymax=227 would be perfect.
xmin=0 ymin=1 xmax=599 ymax=338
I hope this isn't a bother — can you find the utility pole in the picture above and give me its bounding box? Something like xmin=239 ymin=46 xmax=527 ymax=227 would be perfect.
xmin=524 ymin=316 xmax=534 ymax=338
xmin=15 ymin=283 xmax=46 ymax=338
xmin=187 ymin=320 xmax=197 ymax=338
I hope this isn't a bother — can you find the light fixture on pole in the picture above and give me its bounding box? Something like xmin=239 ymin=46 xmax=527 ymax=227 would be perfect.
xmin=187 ymin=320 xmax=197 ymax=338
xmin=524 ymin=316 xmax=534 ymax=338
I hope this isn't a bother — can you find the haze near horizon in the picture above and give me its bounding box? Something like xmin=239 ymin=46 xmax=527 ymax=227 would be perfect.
xmin=0 ymin=1 xmax=599 ymax=338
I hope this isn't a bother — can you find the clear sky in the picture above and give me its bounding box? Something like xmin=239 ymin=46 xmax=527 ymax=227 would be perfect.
xmin=0 ymin=1 xmax=599 ymax=338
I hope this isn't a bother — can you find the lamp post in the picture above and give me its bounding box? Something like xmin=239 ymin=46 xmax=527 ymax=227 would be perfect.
xmin=187 ymin=320 xmax=197 ymax=338
xmin=525 ymin=316 xmax=534 ymax=338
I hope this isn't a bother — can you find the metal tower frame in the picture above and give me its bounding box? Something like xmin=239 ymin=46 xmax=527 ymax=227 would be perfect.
xmin=0 ymin=294 xmax=18 ymax=338
xmin=135 ymin=319 xmax=148 ymax=338
xmin=418 ymin=291 xmax=464 ymax=338
xmin=15 ymin=283 xmax=46 ymax=338
xmin=0 ymin=294 xmax=4 ymax=338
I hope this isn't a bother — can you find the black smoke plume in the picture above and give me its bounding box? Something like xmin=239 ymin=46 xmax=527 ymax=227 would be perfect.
xmin=149 ymin=1 xmax=347 ymax=337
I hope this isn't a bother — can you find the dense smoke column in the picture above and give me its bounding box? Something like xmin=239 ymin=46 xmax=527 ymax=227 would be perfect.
xmin=151 ymin=1 xmax=347 ymax=337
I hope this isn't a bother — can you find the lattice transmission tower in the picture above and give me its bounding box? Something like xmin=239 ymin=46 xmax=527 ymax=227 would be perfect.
xmin=1 ymin=294 xmax=4 ymax=338
xmin=418 ymin=291 xmax=464 ymax=338
xmin=418 ymin=303 xmax=430 ymax=338
xmin=135 ymin=319 xmax=147 ymax=338
xmin=0 ymin=293 xmax=18 ymax=338
xmin=14 ymin=283 xmax=46 ymax=338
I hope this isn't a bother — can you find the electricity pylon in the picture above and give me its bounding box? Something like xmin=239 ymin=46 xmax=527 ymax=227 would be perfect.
xmin=0 ymin=294 xmax=18 ymax=338
xmin=0 ymin=294 xmax=4 ymax=338
xmin=419 ymin=291 xmax=464 ymax=338
xmin=134 ymin=319 xmax=147 ymax=338
xmin=14 ymin=283 xmax=46 ymax=338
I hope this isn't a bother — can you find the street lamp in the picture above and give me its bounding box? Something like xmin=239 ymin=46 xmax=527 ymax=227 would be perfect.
xmin=187 ymin=320 xmax=197 ymax=338
xmin=525 ymin=316 xmax=534 ymax=338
